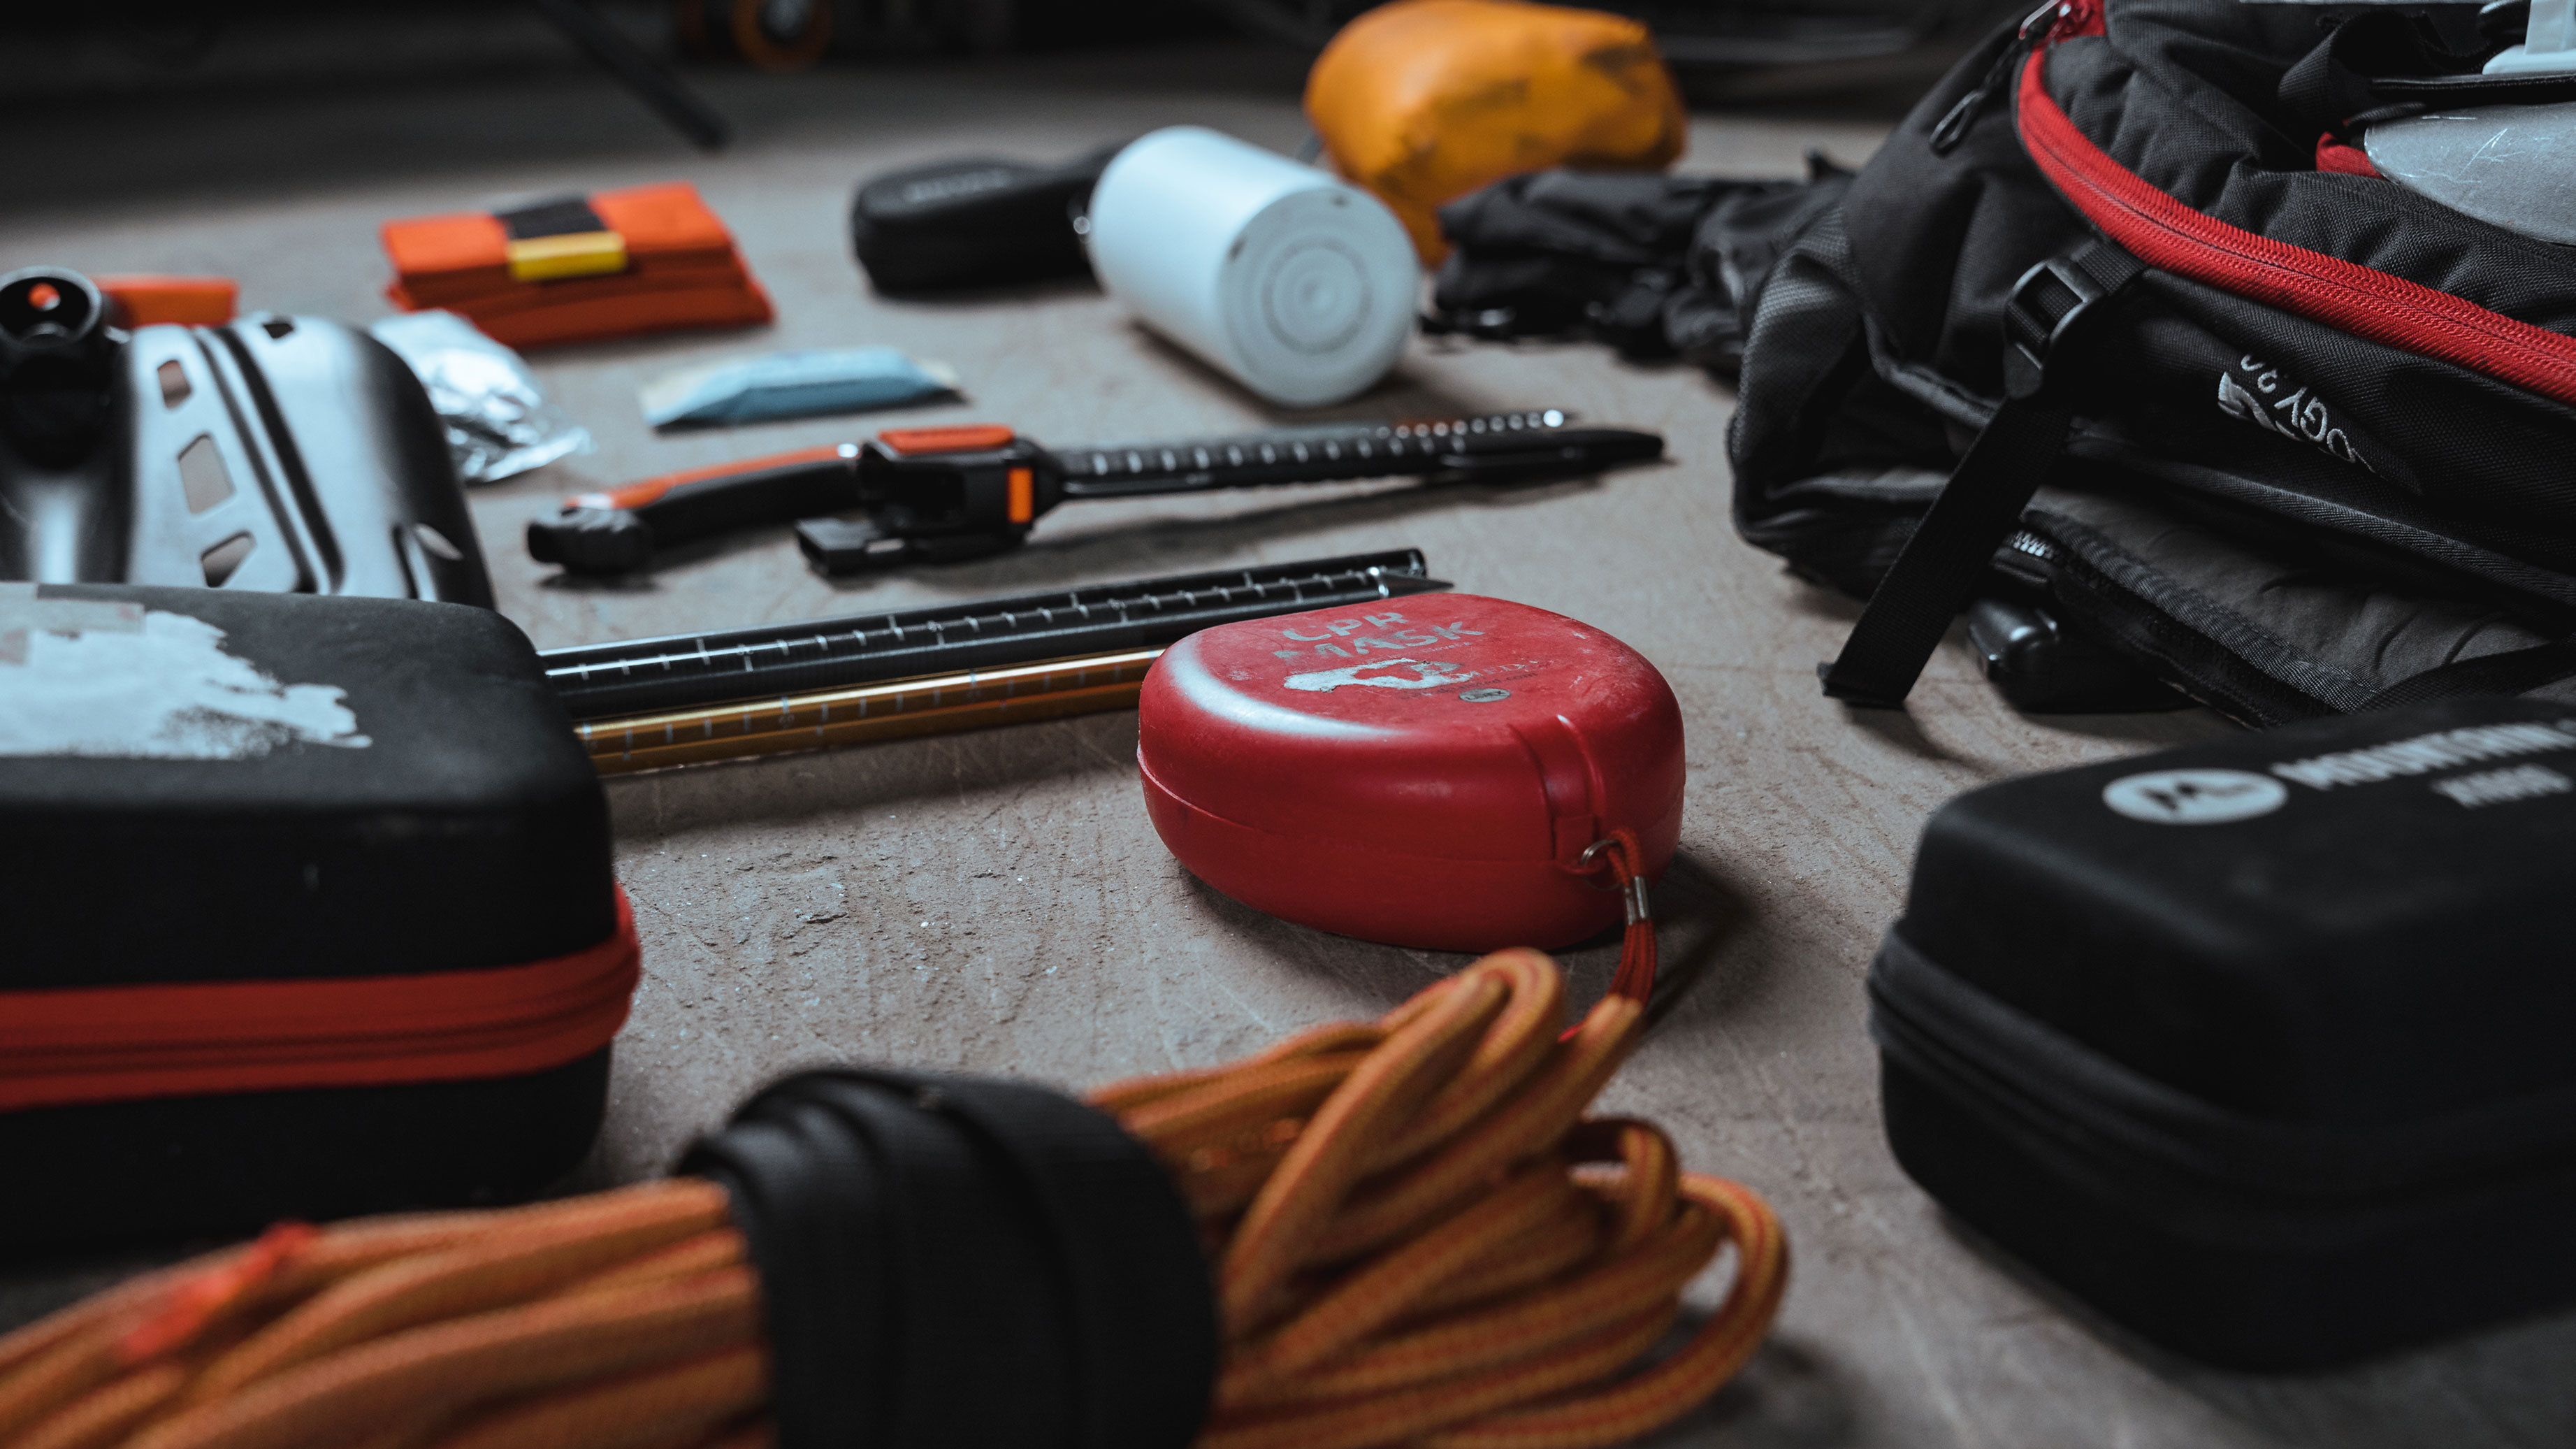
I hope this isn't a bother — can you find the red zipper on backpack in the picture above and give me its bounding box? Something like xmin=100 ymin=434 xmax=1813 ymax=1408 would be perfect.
xmin=2016 ymin=44 xmax=2576 ymax=408
xmin=0 ymin=890 xmax=641 ymax=1112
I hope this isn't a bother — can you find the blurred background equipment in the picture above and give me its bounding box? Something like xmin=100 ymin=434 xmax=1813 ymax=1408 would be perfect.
xmin=0 ymin=1 xmax=2016 ymax=133
xmin=1305 ymin=1 xmax=1688 ymax=265
xmin=674 ymin=0 xmax=837 ymax=71
xmin=0 ymin=1 xmax=1228 ymax=150
xmin=1208 ymin=0 xmax=2032 ymax=98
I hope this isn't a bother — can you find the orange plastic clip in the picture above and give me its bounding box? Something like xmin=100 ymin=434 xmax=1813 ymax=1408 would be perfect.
xmin=878 ymin=424 xmax=1014 ymax=457
xmin=94 ymin=275 xmax=239 ymax=328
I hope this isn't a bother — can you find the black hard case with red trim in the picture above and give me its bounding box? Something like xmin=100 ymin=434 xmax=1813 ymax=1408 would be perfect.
xmin=1727 ymin=0 xmax=2576 ymax=723
xmin=0 ymin=585 xmax=620 ymax=1250
xmin=1873 ymin=699 xmax=2576 ymax=1368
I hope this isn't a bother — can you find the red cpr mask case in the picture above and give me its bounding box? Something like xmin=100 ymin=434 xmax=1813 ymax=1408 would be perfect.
xmin=1138 ymin=595 xmax=1683 ymax=951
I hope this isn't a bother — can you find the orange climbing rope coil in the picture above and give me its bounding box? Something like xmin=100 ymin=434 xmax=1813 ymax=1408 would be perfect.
xmin=0 ymin=937 xmax=1785 ymax=1449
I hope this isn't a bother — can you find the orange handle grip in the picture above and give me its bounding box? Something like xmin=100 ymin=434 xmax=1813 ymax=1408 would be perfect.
xmin=567 ymin=445 xmax=855 ymax=511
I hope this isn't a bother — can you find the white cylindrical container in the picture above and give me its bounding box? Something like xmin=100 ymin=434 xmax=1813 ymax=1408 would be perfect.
xmin=1083 ymin=126 xmax=1419 ymax=409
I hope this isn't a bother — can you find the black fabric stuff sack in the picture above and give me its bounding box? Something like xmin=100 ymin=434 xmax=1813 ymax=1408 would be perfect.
xmin=0 ymin=584 xmax=632 ymax=1249
xmin=1875 ymin=698 xmax=2576 ymax=1368
xmin=1427 ymin=159 xmax=1853 ymax=370
xmin=1722 ymin=0 xmax=2576 ymax=722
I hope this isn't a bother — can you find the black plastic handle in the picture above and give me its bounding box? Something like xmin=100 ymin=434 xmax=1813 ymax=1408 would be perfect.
xmin=527 ymin=444 xmax=860 ymax=573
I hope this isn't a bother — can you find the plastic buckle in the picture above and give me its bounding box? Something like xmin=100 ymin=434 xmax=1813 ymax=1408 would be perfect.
xmin=2002 ymin=254 xmax=2109 ymax=398
xmin=793 ymin=514 xmax=1022 ymax=574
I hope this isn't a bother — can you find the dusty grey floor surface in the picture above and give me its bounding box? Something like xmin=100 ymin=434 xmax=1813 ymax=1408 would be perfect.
xmin=6 ymin=34 xmax=2573 ymax=1449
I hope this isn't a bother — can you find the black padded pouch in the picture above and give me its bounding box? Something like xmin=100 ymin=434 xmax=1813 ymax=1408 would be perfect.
xmin=851 ymin=143 xmax=1127 ymax=294
xmin=1872 ymin=698 xmax=2576 ymax=1368
xmin=0 ymin=585 xmax=625 ymax=1250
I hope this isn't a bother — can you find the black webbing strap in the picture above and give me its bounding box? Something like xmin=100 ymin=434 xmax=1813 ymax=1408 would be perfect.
xmin=679 ymin=1069 xmax=1215 ymax=1449
xmin=495 ymin=196 xmax=609 ymax=240
xmin=2370 ymin=636 xmax=2576 ymax=710
xmin=1818 ymin=240 xmax=2144 ymax=707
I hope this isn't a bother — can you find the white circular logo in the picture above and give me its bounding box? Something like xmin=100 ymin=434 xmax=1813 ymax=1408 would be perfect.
xmin=2100 ymin=769 xmax=2288 ymax=825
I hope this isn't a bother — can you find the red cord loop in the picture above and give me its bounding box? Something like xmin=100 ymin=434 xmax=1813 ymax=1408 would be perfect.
xmin=1570 ymin=829 xmax=1656 ymax=1005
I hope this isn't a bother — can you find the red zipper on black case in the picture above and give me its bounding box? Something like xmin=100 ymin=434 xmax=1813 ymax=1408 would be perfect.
xmin=0 ymin=891 xmax=641 ymax=1112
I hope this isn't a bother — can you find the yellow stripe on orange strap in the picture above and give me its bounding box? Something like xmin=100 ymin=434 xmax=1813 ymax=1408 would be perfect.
xmin=505 ymin=231 xmax=629 ymax=283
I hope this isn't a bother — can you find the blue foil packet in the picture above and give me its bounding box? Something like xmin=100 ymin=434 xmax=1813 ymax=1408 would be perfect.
xmin=642 ymin=347 xmax=960 ymax=428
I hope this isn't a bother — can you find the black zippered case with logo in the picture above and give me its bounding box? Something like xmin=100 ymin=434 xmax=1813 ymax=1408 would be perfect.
xmin=1871 ymin=698 xmax=2576 ymax=1369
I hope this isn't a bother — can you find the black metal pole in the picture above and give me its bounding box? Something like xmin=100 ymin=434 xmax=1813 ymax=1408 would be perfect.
xmin=529 ymin=0 xmax=733 ymax=151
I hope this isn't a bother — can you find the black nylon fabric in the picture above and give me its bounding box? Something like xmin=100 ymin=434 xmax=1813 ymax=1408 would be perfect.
xmin=1428 ymin=163 xmax=1853 ymax=368
xmin=1727 ymin=211 xmax=1953 ymax=598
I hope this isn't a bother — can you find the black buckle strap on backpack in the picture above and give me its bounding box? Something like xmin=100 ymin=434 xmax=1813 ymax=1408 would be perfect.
xmin=1817 ymin=239 xmax=2143 ymax=708
xmin=2367 ymin=635 xmax=2576 ymax=712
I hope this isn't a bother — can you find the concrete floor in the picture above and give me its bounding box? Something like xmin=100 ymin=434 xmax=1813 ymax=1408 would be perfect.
xmin=6 ymin=34 xmax=2574 ymax=1449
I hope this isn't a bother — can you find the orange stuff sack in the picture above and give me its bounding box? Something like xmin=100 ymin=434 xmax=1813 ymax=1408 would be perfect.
xmin=1305 ymin=0 xmax=1687 ymax=264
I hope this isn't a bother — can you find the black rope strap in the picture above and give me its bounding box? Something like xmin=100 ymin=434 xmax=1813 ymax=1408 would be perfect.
xmin=1819 ymin=240 xmax=2143 ymax=708
xmin=681 ymin=1069 xmax=1217 ymax=1449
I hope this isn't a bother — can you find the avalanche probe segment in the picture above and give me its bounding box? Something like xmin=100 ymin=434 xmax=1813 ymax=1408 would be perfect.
xmin=540 ymin=549 xmax=1449 ymax=772
xmin=526 ymin=410 xmax=1665 ymax=575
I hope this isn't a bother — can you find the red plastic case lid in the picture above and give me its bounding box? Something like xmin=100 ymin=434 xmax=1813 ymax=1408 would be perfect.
xmin=1137 ymin=594 xmax=1683 ymax=952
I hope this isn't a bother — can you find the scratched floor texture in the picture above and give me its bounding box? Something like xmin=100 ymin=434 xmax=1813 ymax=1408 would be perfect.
xmin=6 ymin=30 xmax=2575 ymax=1449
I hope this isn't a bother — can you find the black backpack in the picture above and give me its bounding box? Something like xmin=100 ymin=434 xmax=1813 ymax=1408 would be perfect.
xmin=1725 ymin=0 xmax=2576 ymax=723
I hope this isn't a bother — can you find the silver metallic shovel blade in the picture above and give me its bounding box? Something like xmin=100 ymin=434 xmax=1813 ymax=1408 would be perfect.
xmin=2364 ymin=105 xmax=2576 ymax=245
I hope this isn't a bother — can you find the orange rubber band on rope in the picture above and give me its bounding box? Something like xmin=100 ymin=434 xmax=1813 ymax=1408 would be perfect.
xmin=116 ymin=1225 xmax=319 ymax=1368
xmin=0 ymin=949 xmax=1781 ymax=1449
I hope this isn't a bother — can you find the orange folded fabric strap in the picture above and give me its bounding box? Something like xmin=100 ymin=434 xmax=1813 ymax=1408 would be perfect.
xmin=94 ymin=275 xmax=239 ymax=326
xmin=390 ymin=276 xmax=776 ymax=351
xmin=0 ymin=890 xmax=641 ymax=1113
xmin=384 ymin=183 xmax=737 ymax=288
xmin=380 ymin=182 xmax=772 ymax=347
